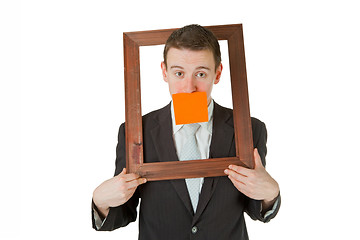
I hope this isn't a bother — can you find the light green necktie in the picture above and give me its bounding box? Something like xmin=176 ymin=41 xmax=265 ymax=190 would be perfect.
xmin=179 ymin=123 xmax=202 ymax=213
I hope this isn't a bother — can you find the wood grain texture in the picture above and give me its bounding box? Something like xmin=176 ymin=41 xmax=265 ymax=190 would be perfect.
xmin=123 ymin=33 xmax=143 ymax=174
xmin=137 ymin=157 xmax=247 ymax=181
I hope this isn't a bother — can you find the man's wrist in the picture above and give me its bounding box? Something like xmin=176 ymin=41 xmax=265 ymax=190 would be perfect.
xmin=93 ymin=199 xmax=109 ymax=220
xmin=262 ymin=198 xmax=276 ymax=211
xmin=261 ymin=189 xmax=280 ymax=212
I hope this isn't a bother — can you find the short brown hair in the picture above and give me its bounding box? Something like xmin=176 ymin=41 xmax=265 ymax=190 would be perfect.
xmin=163 ymin=24 xmax=221 ymax=70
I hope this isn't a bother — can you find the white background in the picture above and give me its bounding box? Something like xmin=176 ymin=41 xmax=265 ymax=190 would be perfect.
xmin=1 ymin=0 xmax=360 ymax=239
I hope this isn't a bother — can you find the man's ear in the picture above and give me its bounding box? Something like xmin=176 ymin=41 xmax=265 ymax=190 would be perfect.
xmin=214 ymin=63 xmax=223 ymax=85
xmin=161 ymin=61 xmax=168 ymax=82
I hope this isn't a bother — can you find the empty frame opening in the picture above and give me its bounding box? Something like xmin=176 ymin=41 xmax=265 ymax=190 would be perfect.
xmin=139 ymin=41 xmax=232 ymax=117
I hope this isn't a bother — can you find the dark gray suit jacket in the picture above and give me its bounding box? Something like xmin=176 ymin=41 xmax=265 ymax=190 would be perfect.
xmin=92 ymin=102 xmax=281 ymax=239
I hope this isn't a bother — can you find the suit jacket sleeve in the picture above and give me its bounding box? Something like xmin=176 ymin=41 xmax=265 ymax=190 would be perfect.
xmin=92 ymin=123 xmax=140 ymax=231
xmin=245 ymin=118 xmax=281 ymax=223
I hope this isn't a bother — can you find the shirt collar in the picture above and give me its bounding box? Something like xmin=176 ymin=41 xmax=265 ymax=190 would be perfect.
xmin=171 ymin=98 xmax=214 ymax=135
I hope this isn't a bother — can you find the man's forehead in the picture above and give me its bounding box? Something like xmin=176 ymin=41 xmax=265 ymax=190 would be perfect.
xmin=166 ymin=48 xmax=215 ymax=69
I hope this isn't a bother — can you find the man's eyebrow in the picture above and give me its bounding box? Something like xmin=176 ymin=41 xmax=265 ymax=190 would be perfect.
xmin=170 ymin=65 xmax=184 ymax=69
xmin=169 ymin=66 xmax=211 ymax=71
xmin=196 ymin=66 xmax=211 ymax=71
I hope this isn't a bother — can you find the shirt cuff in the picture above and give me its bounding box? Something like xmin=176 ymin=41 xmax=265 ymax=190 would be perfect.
xmin=93 ymin=206 xmax=107 ymax=230
xmin=263 ymin=198 xmax=280 ymax=219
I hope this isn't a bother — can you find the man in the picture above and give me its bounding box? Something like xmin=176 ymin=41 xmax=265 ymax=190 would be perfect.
xmin=92 ymin=24 xmax=280 ymax=239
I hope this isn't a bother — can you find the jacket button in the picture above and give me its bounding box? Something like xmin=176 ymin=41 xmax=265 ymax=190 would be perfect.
xmin=191 ymin=226 xmax=198 ymax=234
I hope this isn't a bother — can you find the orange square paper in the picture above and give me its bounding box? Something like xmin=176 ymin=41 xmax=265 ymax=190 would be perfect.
xmin=172 ymin=92 xmax=208 ymax=125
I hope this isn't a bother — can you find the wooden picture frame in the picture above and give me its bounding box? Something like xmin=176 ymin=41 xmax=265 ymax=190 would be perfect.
xmin=123 ymin=24 xmax=253 ymax=181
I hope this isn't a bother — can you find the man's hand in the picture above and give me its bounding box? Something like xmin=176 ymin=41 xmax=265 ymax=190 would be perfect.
xmin=93 ymin=168 xmax=147 ymax=218
xmin=224 ymin=149 xmax=279 ymax=211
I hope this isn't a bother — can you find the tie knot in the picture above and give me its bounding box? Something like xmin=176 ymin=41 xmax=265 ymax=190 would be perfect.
xmin=182 ymin=123 xmax=200 ymax=136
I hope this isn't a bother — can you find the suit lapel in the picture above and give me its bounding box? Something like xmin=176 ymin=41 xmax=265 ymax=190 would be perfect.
xmin=193 ymin=102 xmax=234 ymax=223
xmin=150 ymin=104 xmax=178 ymax=163
xmin=150 ymin=103 xmax=193 ymax=215
xmin=209 ymin=102 xmax=234 ymax=160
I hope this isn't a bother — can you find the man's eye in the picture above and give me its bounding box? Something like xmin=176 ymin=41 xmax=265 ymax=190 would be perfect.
xmin=175 ymin=72 xmax=183 ymax=77
xmin=196 ymin=72 xmax=206 ymax=78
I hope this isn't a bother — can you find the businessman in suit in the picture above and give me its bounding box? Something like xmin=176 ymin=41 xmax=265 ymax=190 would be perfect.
xmin=92 ymin=24 xmax=280 ymax=239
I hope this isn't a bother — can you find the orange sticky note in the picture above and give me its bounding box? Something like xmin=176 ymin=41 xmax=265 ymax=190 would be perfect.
xmin=172 ymin=92 xmax=208 ymax=125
